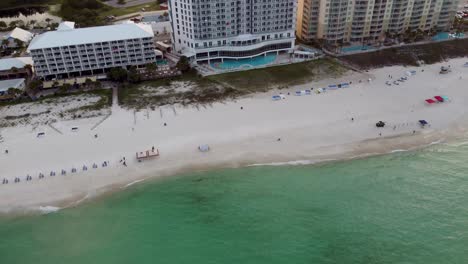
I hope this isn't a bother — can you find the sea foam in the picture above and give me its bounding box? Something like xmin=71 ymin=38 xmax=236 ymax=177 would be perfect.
xmin=38 ymin=206 xmax=61 ymax=214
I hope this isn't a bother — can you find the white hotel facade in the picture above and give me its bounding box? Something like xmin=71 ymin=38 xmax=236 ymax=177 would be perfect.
xmin=28 ymin=22 xmax=157 ymax=80
xmin=168 ymin=0 xmax=297 ymax=64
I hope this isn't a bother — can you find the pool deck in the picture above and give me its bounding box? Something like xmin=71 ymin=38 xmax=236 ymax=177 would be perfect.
xmin=328 ymin=34 xmax=468 ymax=57
xmin=196 ymin=54 xmax=323 ymax=76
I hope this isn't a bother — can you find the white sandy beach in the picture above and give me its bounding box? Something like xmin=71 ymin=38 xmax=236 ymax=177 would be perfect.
xmin=1 ymin=58 xmax=468 ymax=213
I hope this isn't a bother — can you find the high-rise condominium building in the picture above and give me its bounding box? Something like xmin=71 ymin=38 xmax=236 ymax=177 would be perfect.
xmin=168 ymin=0 xmax=297 ymax=63
xmin=28 ymin=22 xmax=156 ymax=80
xmin=297 ymin=0 xmax=460 ymax=44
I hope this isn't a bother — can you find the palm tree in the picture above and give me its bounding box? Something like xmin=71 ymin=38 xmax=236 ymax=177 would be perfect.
xmin=45 ymin=18 xmax=52 ymax=26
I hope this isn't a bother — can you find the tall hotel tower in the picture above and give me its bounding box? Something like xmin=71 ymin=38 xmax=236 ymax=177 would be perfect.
xmin=168 ymin=0 xmax=298 ymax=63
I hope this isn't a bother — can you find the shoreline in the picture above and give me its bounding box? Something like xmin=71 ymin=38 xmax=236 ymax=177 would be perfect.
xmin=1 ymin=57 xmax=468 ymax=215
xmin=0 ymin=128 xmax=458 ymax=217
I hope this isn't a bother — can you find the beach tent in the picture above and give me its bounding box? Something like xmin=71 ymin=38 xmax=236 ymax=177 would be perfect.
xmin=340 ymin=83 xmax=350 ymax=88
xmin=441 ymin=95 xmax=449 ymax=102
xmin=328 ymin=84 xmax=338 ymax=90
xmin=198 ymin=144 xmax=210 ymax=152
xmin=406 ymin=70 xmax=417 ymax=76
xmin=295 ymin=90 xmax=310 ymax=96
xmin=425 ymin=99 xmax=436 ymax=104
xmin=419 ymin=120 xmax=428 ymax=127
xmin=279 ymin=94 xmax=286 ymax=99
xmin=434 ymin=96 xmax=444 ymax=102
xmin=318 ymin=88 xmax=325 ymax=93
xmin=272 ymin=95 xmax=281 ymax=101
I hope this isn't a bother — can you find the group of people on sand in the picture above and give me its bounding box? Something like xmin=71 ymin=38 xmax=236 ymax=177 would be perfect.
xmin=119 ymin=157 xmax=127 ymax=167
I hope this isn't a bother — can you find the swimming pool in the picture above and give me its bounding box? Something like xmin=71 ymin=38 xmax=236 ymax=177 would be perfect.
xmin=432 ymin=32 xmax=450 ymax=41
xmin=156 ymin=60 xmax=168 ymax=66
xmin=341 ymin=45 xmax=375 ymax=53
xmin=432 ymin=32 xmax=465 ymax=41
xmin=211 ymin=54 xmax=277 ymax=70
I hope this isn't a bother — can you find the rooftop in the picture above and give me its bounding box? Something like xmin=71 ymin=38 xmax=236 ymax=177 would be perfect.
xmin=0 ymin=78 xmax=25 ymax=93
xmin=0 ymin=57 xmax=33 ymax=72
xmin=28 ymin=22 xmax=154 ymax=50
xmin=6 ymin=27 xmax=33 ymax=43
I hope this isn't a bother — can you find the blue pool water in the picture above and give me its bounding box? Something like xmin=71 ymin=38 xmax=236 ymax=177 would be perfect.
xmin=341 ymin=45 xmax=375 ymax=53
xmin=432 ymin=32 xmax=450 ymax=41
xmin=156 ymin=60 xmax=168 ymax=66
xmin=211 ymin=54 xmax=277 ymax=70
xmin=432 ymin=32 xmax=465 ymax=41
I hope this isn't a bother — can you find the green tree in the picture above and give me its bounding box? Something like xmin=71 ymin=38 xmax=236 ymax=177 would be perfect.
xmin=7 ymin=87 xmax=22 ymax=96
xmin=59 ymin=83 xmax=72 ymax=93
xmin=23 ymin=64 xmax=33 ymax=73
xmin=85 ymin=78 xmax=93 ymax=87
xmin=107 ymin=67 xmax=128 ymax=82
xmin=117 ymin=0 xmax=126 ymax=5
xmin=93 ymin=80 xmax=102 ymax=89
xmin=28 ymin=80 xmax=43 ymax=91
xmin=0 ymin=21 xmax=7 ymax=28
xmin=128 ymin=66 xmax=141 ymax=83
xmin=145 ymin=62 xmax=157 ymax=73
xmin=176 ymin=56 xmax=190 ymax=73
xmin=29 ymin=20 xmax=36 ymax=28
xmin=1 ymin=39 xmax=9 ymax=47
xmin=13 ymin=38 xmax=23 ymax=48
xmin=11 ymin=67 xmax=18 ymax=73
xmin=45 ymin=18 xmax=52 ymax=26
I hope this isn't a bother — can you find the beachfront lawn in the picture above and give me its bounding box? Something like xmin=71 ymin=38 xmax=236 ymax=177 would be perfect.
xmin=118 ymin=58 xmax=348 ymax=109
xmin=208 ymin=58 xmax=346 ymax=92
xmin=0 ymin=89 xmax=112 ymax=128
xmin=100 ymin=2 xmax=160 ymax=17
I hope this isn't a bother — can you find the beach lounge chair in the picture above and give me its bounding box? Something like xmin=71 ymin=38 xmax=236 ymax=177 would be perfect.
xmin=434 ymin=96 xmax=444 ymax=102
xmin=425 ymin=99 xmax=436 ymax=104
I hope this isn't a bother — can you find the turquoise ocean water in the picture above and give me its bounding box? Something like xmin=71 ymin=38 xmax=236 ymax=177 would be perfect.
xmin=1 ymin=142 xmax=468 ymax=264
